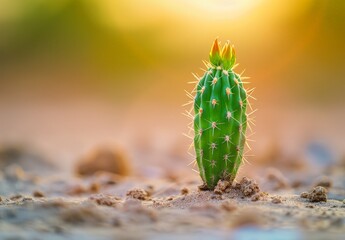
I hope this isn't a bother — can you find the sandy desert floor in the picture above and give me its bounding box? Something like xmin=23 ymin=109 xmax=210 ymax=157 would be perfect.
xmin=0 ymin=144 xmax=344 ymax=240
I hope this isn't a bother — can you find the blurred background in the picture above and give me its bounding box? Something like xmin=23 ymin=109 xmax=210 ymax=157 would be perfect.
xmin=0 ymin=0 xmax=344 ymax=176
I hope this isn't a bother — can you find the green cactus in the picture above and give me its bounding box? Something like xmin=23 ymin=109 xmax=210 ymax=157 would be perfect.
xmin=191 ymin=39 xmax=252 ymax=189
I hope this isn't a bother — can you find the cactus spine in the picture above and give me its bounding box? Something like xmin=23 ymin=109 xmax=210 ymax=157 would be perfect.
xmin=192 ymin=39 xmax=250 ymax=189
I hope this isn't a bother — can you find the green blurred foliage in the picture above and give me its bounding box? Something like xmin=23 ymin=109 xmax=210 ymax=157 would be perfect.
xmin=0 ymin=0 xmax=344 ymax=104
xmin=0 ymin=0 xmax=161 ymax=72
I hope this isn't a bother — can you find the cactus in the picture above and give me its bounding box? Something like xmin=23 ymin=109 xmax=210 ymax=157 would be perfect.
xmin=190 ymin=39 xmax=253 ymax=189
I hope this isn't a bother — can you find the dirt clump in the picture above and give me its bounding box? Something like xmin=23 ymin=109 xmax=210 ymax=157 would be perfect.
xmin=300 ymin=186 xmax=327 ymax=202
xmin=239 ymin=177 xmax=260 ymax=197
xmin=126 ymin=188 xmax=150 ymax=200
xmin=76 ymin=146 xmax=131 ymax=177
xmin=214 ymin=180 xmax=231 ymax=194
xmin=308 ymin=186 xmax=327 ymax=202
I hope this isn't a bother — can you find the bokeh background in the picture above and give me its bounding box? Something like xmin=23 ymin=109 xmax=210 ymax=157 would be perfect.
xmin=0 ymin=0 xmax=344 ymax=176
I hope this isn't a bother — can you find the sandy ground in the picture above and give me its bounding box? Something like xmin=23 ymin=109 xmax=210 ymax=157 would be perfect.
xmin=0 ymin=145 xmax=344 ymax=240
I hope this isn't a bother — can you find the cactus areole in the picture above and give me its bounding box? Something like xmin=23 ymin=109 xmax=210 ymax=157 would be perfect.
xmin=193 ymin=39 xmax=249 ymax=189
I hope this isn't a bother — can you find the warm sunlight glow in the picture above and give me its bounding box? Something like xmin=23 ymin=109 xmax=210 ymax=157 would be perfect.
xmin=185 ymin=0 xmax=262 ymax=17
xmin=100 ymin=0 xmax=264 ymax=29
